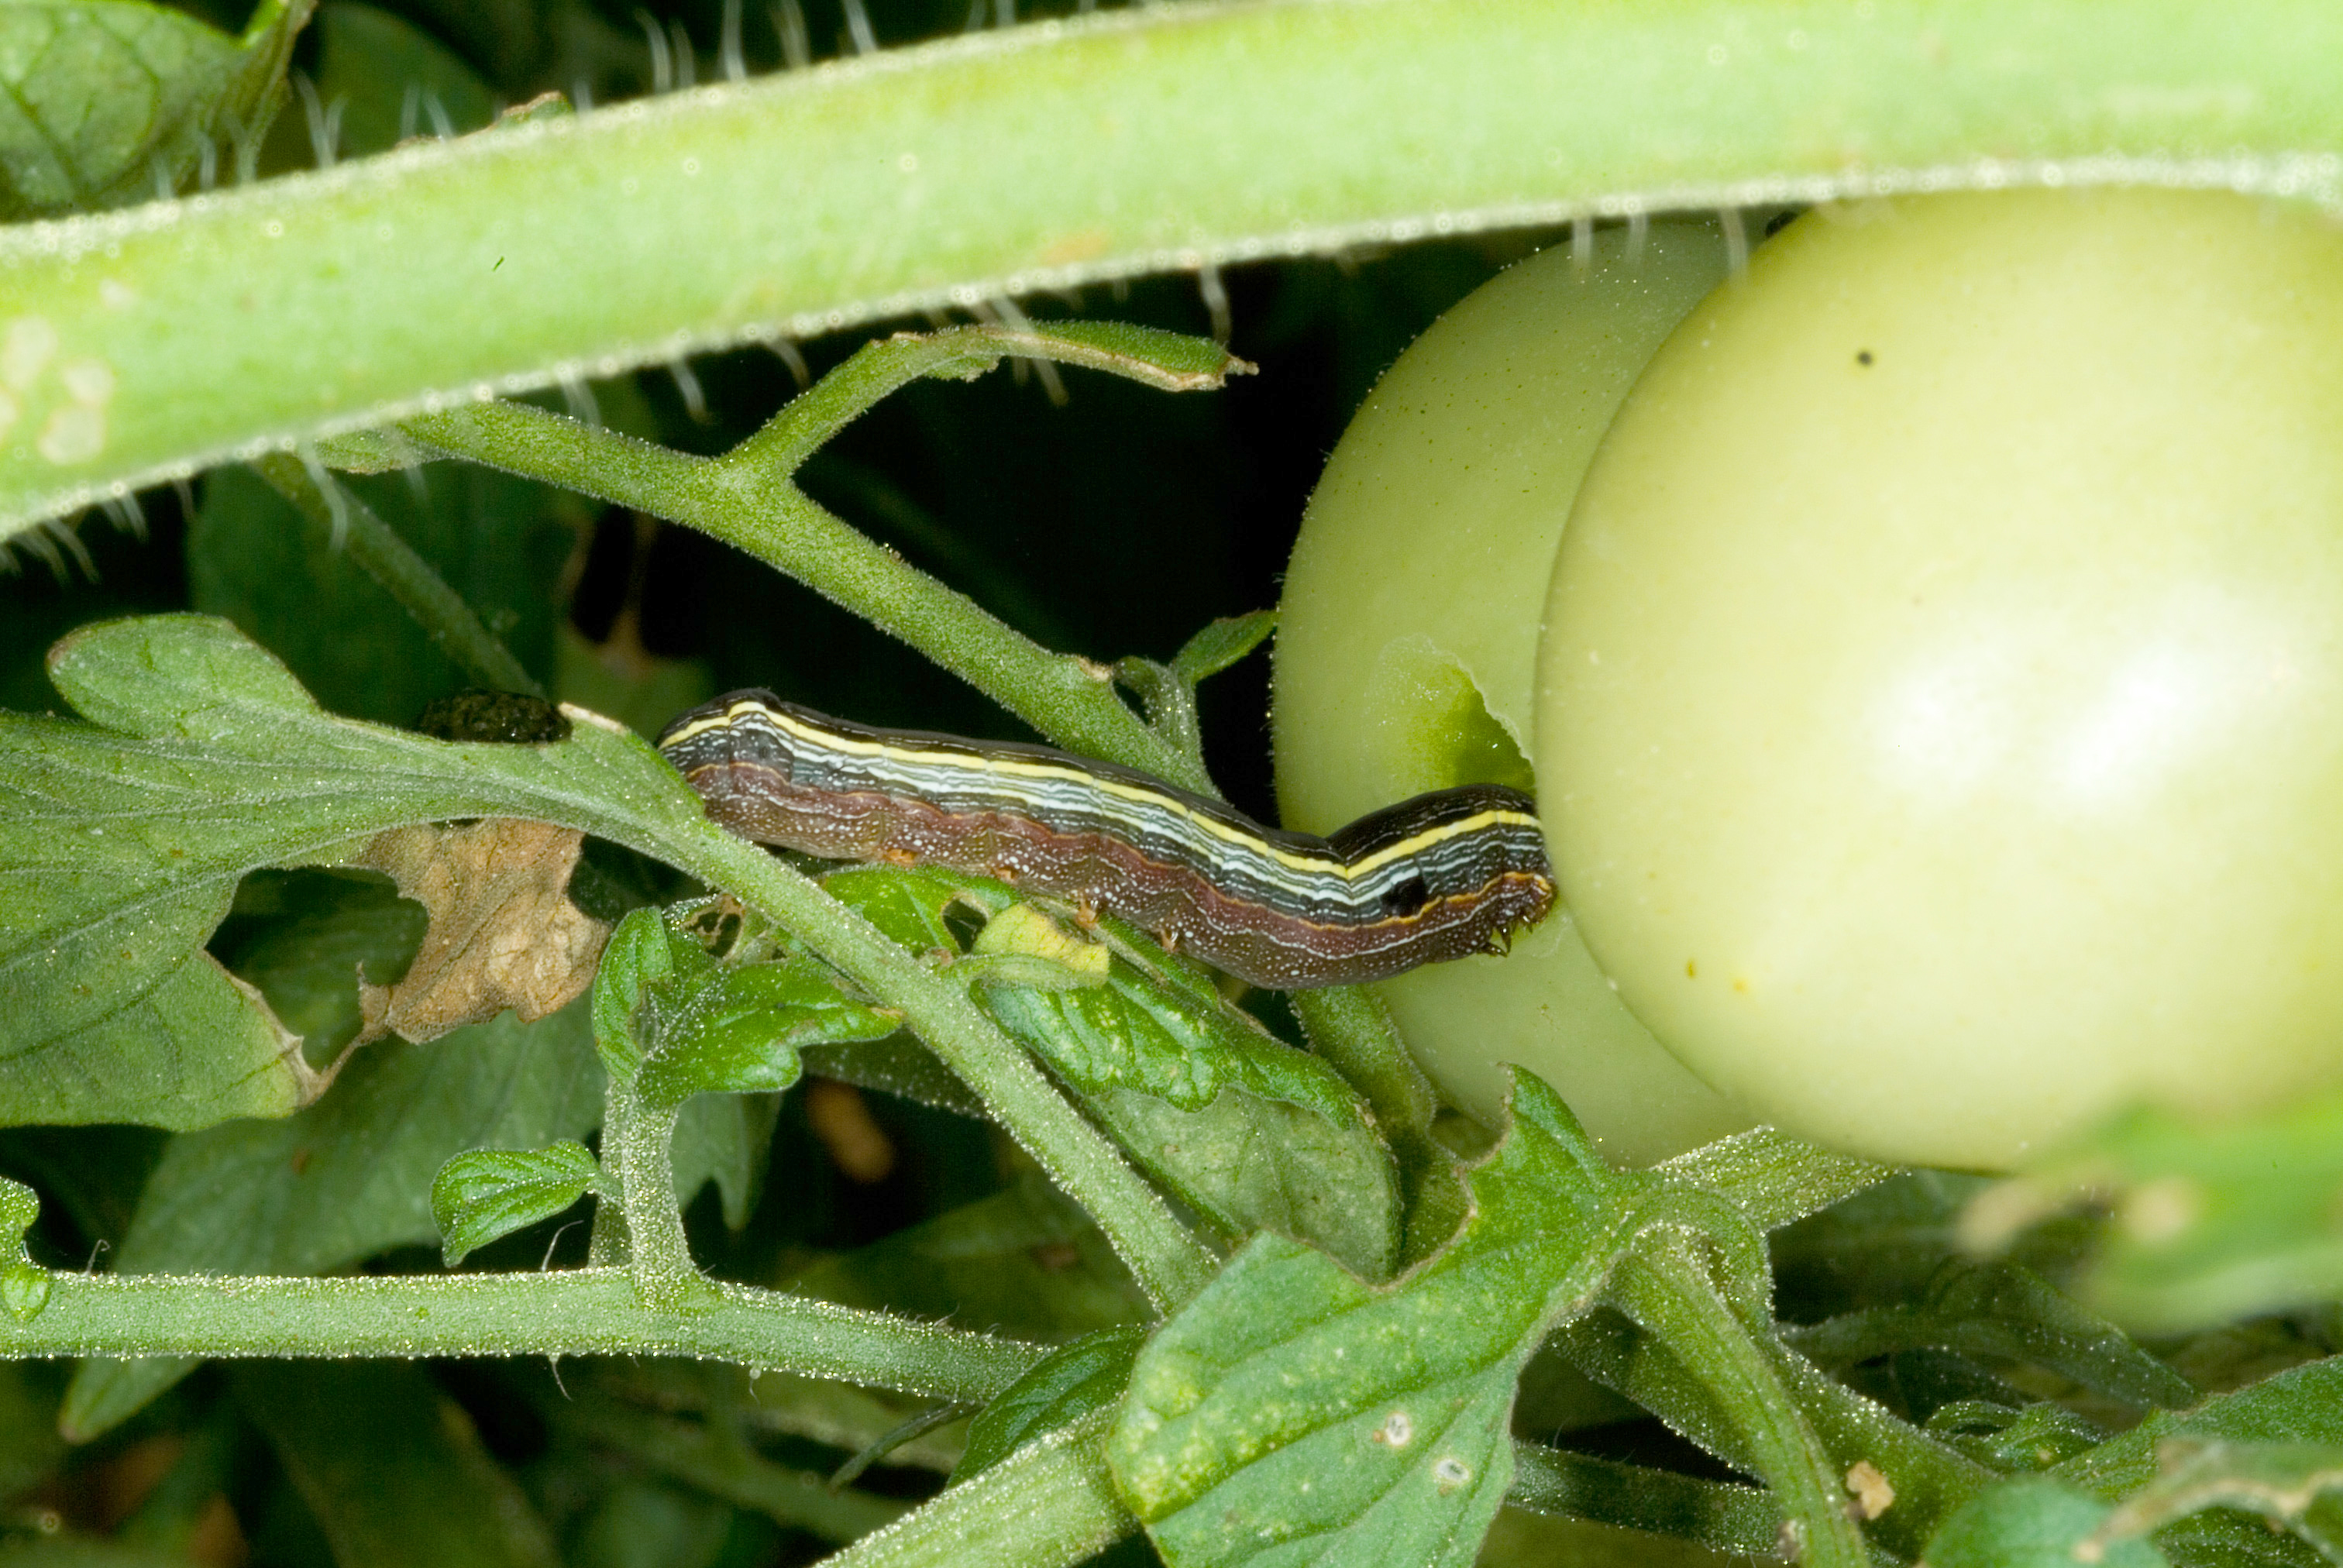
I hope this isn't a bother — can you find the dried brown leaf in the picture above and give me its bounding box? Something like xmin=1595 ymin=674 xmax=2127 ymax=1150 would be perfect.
xmin=352 ymin=819 xmax=609 ymax=1044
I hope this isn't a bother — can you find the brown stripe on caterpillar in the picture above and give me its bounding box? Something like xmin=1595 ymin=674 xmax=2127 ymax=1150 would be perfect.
xmin=656 ymin=689 xmax=1557 ymax=989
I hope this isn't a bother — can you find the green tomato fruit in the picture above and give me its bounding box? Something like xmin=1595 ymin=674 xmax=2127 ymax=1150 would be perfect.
xmin=1540 ymin=189 xmax=2343 ymax=1171
xmin=1274 ymin=223 xmax=1758 ymax=1165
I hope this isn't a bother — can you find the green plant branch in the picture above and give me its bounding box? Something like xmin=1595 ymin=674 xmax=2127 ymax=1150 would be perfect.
xmin=599 ymin=1085 xmax=717 ymax=1310
xmin=402 ymin=401 xmax=1205 ymax=788
xmin=0 ymin=1269 xmax=1039 ymax=1402
xmin=649 ymin=815 xmax=1221 ymax=1310
xmin=815 ymin=1408 xmax=1135 ymax=1568
xmin=727 ymin=323 xmax=1246 ymax=476
xmin=247 ymin=451 xmax=544 ymax=697
xmin=1608 ymin=1233 xmax=1868 ymax=1568
xmin=4 ymin=2 xmax=2335 ymax=538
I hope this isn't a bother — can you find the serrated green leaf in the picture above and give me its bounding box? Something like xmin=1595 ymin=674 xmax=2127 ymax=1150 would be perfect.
xmin=1782 ymin=1260 xmax=2196 ymax=1411
xmin=432 ymin=1140 xmax=602 ymax=1267
xmin=1 ymin=614 xmax=709 ymax=1131
xmin=1653 ymin=1128 xmax=1892 ymax=1233
xmin=821 ymin=864 xmax=1007 ymax=955
xmin=956 ymin=1326 xmax=1147 ymax=1484
xmin=975 ymin=906 xmax=1399 ymax=1276
xmin=1106 ymin=1071 xmax=1626 ymax=1568
xmin=1083 ymin=1082 xmax=1398 ymax=1282
xmin=1922 ymin=1477 xmax=2169 ymax=1568
xmin=596 ymin=905 xmax=896 ymax=1112
xmin=591 ymin=907 xmax=690 ymax=1086
xmin=59 ymin=999 xmax=602 ymax=1440
xmin=0 ymin=0 xmax=308 ymax=221
xmin=638 ymin=956 xmax=893 ymax=1109
xmin=976 ymin=916 xmax=1358 ymax=1126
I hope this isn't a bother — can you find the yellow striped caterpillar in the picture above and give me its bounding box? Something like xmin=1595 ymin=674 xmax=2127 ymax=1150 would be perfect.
xmin=658 ymin=691 xmax=1556 ymax=989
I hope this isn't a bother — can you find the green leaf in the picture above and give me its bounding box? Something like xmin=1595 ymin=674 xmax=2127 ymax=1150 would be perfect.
xmin=669 ymin=1090 xmax=780 ymax=1231
xmin=1974 ymin=1095 xmax=2343 ymax=1335
xmin=975 ymin=911 xmax=1363 ymax=1124
xmin=2091 ymin=1439 xmax=2343 ymax=1559
xmin=234 ymin=1360 xmax=559 ymax=1568
xmin=1168 ymin=611 xmax=1278 ymax=687
xmin=1082 ymin=1082 xmax=1399 ymax=1284
xmin=1652 ymin=1129 xmax=1893 ymax=1233
xmin=0 ymin=0 xmax=308 ymax=221
xmin=1781 ymin=1260 xmax=2197 ymax=1411
xmin=0 ymin=614 xmax=708 ymax=1130
xmin=957 ymin=1326 xmax=1147 ymax=1484
xmin=432 ymin=1140 xmax=603 ymax=1267
xmin=1 ymin=1174 xmax=43 ymax=1323
xmin=2057 ymin=1357 xmax=2343 ymax=1499
xmin=1928 ymin=1401 xmax=2110 ymax=1474
xmin=1106 ymin=1071 xmax=1626 ymax=1568
xmin=821 ymin=864 xmax=1008 ymax=955
xmin=59 ymin=999 xmax=602 ymax=1439
xmin=975 ymin=906 xmax=1399 ymax=1277
xmin=642 ymin=957 xmax=893 ymax=1109
xmin=594 ymin=906 xmax=897 ymax=1112
xmin=1922 ymin=1477 xmax=2170 ymax=1568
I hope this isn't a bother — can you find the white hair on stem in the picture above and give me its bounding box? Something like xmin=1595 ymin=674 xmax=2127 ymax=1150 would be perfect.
xmin=721 ymin=0 xmax=746 ymax=81
xmin=841 ymin=0 xmax=877 ymax=54
xmin=1198 ymin=262 xmax=1231 ymax=346
xmin=637 ymin=9 xmax=674 ymax=94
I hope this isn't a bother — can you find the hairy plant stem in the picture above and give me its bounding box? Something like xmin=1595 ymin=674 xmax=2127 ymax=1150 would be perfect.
xmin=5 ymin=1 xmax=2335 ymax=538
xmin=649 ymin=815 xmax=1220 ymax=1311
xmin=600 ymin=1085 xmax=718 ymax=1310
xmin=249 ymin=451 xmax=543 ymax=697
xmin=403 ymin=400 xmax=1206 ymax=789
xmin=816 ymin=1408 xmax=1135 ymax=1568
xmin=1609 ymin=1233 xmax=1869 ymax=1568
xmin=0 ymin=1270 xmax=1040 ymax=1402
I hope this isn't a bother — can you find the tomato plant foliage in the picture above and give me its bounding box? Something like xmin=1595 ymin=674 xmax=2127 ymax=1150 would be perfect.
xmin=2 ymin=3 xmax=2343 ymax=1567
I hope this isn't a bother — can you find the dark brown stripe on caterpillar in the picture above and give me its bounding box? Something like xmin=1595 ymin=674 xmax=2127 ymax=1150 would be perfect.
xmin=657 ymin=690 xmax=1555 ymax=989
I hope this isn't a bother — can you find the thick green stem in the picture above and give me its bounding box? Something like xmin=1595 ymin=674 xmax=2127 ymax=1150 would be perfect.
xmin=816 ymin=1409 xmax=1134 ymax=1568
xmin=601 ymin=1087 xmax=717 ymax=1310
xmin=249 ymin=452 xmax=543 ymax=697
xmin=0 ymin=1271 xmax=1041 ymax=1403
xmin=1610 ymin=1236 xmax=1869 ymax=1568
xmin=9 ymin=2 xmax=2332 ymax=537
xmin=402 ymin=402 xmax=1203 ymax=788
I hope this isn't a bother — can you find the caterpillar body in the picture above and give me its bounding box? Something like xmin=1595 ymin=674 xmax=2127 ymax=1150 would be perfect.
xmin=657 ymin=690 xmax=1556 ymax=989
